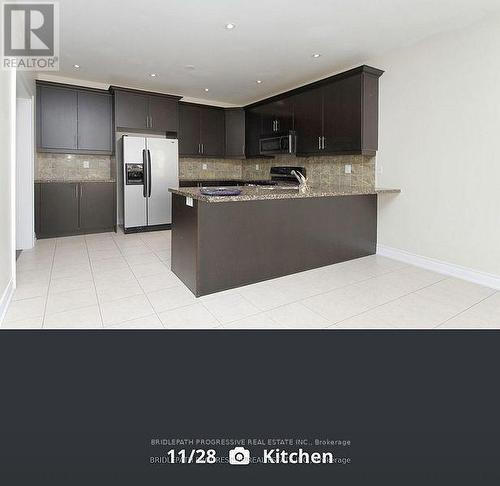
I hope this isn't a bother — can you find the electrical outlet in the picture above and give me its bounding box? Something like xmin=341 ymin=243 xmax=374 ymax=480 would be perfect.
xmin=83 ymin=160 xmax=90 ymax=169
xmin=255 ymin=164 xmax=260 ymax=170
xmin=202 ymin=163 xmax=207 ymax=170
xmin=344 ymin=164 xmax=352 ymax=174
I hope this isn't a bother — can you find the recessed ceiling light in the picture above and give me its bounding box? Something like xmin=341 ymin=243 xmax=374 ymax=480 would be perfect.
xmin=256 ymin=80 xmax=262 ymax=84
xmin=73 ymin=64 xmax=80 ymax=69
xmin=150 ymin=73 xmax=157 ymax=77
xmin=204 ymin=88 xmax=209 ymax=92
xmin=312 ymin=53 xmax=321 ymax=58
xmin=225 ymin=23 xmax=236 ymax=30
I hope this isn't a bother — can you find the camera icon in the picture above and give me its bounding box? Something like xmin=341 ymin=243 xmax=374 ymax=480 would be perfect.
xmin=229 ymin=447 xmax=250 ymax=465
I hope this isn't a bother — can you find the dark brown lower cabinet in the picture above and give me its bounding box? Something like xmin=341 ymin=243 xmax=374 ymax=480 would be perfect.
xmin=35 ymin=182 xmax=115 ymax=238
xmin=36 ymin=183 xmax=80 ymax=237
xmin=80 ymin=183 xmax=116 ymax=233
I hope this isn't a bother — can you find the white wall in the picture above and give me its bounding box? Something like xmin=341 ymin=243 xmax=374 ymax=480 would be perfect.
xmin=369 ymin=15 xmax=500 ymax=278
xmin=0 ymin=69 xmax=17 ymax=321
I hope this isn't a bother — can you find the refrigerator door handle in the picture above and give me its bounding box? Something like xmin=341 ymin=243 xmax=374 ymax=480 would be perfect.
xmin=142 ymin=149 xmax=148 ymax=198
xmin=147 ymin=149 xmax=152 ymax=197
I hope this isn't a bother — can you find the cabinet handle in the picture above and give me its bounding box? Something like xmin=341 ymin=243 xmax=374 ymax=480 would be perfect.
xmin=322 ymin=136 xmax=326 ymax=149
xmin=74 ymin=185 xmax=78 ymax=198
xmin=201 ymin=143 xmax=204 ymax=154
xmin=149 ymin=115 xmax=153 ymax=128
xmin=318 ymin=136 xmax=321 ymax=149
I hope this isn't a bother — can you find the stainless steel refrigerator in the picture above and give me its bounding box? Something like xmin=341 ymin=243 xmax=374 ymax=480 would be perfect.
xmin=122 ymin=136 xmax=179 ymax=232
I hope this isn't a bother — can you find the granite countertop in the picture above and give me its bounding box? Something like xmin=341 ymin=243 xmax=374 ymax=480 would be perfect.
xmin=169 ymin=184 xmax=401 ymax=203
xmin=35 ymin=179 xmax=116 ymax=183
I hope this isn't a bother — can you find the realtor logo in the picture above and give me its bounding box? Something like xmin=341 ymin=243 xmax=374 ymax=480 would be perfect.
xmin=2 ymin=2 xmax=59 ymax=70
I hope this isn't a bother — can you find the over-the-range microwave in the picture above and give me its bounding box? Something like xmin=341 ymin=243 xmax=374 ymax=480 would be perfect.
xmin=259 ymin=131 xmax=296 ymax=155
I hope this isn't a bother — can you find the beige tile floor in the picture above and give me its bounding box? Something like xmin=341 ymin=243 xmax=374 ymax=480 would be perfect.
xmin=2 ymin=229 xmax=499 ymax=329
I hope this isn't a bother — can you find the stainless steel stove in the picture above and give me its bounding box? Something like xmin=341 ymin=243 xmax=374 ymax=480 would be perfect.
xmin=245 ymin=166 xmax=306 ymax=187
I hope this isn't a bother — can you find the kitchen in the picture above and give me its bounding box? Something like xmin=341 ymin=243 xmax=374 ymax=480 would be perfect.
xmin=32 ymin=64 xmax=400 ymax=299
xmin=2 ymin=0 xmax=500 ymax=329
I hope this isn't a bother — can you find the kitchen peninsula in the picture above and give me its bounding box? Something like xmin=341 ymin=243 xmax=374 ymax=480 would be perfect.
xmin=169 ymin=185 xmax=400 ymax=296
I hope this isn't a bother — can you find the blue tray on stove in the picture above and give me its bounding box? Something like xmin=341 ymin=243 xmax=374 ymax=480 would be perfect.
xmin=200 ymin=187 xmax=242 ymax=196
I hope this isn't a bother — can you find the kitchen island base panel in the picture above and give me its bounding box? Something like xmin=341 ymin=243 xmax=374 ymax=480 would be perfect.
xmin=171 ymin=193 xmax=377 ymax=297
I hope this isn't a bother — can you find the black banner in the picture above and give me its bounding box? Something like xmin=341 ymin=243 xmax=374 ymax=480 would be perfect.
xmin=0 ymin=331 xmax=499 ymax=484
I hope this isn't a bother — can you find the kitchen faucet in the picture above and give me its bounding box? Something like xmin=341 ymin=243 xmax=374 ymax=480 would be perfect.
xmin=291 ymin=170 xmax=308 ymax=191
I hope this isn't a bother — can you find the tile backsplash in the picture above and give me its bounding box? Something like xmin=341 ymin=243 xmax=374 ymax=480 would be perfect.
xmin=244 ymin=154 xmax=376 ymax=188
xmin=180 ymin=154 xmax=376 ymax=188
xmin=36 ymin=153 xmax=113 ymax=181
xmin=179 ymin=157 xmax=242 ymax=180
xmin=37 ymin=152 xmax=375 ymax=188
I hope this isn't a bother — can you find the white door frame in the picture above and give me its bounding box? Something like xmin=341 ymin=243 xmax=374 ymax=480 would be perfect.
xmin=16 ymin=97 xmax=35 ymax=250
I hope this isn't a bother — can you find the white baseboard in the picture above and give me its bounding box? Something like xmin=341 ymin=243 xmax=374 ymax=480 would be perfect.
xmin=0 ymin=279 xmax=15 ymax=324
xmin=377 ymin=244 xmax=500 ymax=290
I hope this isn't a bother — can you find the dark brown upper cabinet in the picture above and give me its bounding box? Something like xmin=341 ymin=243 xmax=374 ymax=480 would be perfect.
xmin=295 ymin=67 xmax=381 ymax=155
xmin=77 ymin=91 xmax=113 ymax=151
xmin=36 ymin=82 xmax=113 ymax=154
xmin=112 ymin=87 xmax=181 ymax=132
xmin=179 ymin=103 xmax=202 ymax=156
xmin=322 ymin=75 xmax=362 ymax=152
xmin=245 ymin=65 xmax=383 ymax=157
xmin=293 ymin=86 xmax=324 ymax=155
xmin=178 ymin=103 xmax=225 ymax=157
xmin=259 ymin=99 xmax=294 ymax=136
xmin=114 ymin=91 xmax=149 ymax=130
xmin=293 ymin=77 xmax=363 ymax=155
xmin=245 ymin=109 xmax=262 ymax=158
xmin=149 ymin=96 xmax=179 ymax=132
xmin=38 ymin=85 xmax=78 ymax=151
xmin=224 ymin=108 xmax=245 ymax=158
xmin=200 ymin=106 xmax=225 ymax=156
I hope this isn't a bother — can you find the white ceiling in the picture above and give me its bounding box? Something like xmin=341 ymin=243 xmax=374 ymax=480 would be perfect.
xmin=55 ymin=0 xmax=500 ymax=105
